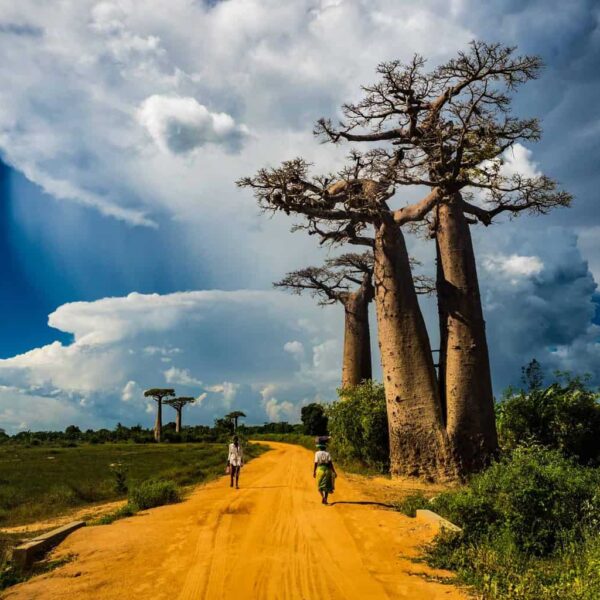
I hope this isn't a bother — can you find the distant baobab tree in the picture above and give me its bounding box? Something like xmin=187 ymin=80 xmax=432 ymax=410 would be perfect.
xmin=276 ymin=252 xmax=434 ymax=389
xmin=225 ymin=411 xmax=246 ymax=432
xmin=144 ymin=388 xmax=175 ymax=442
xmin=275 ymin=252 xmax=374 ymax=388
xmin=164 ymin=396 xmax=195 ymax=433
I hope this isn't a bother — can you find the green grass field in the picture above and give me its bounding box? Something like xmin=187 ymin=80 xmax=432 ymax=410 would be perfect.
xmin=0 ymin=442 xmax=267 ymax=527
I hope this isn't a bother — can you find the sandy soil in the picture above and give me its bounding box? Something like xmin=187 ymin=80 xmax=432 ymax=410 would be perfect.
xmin=1 ymin=501 xmax=128 ymax=536
xmin=3 ymin=442 xmax=469 ymax=600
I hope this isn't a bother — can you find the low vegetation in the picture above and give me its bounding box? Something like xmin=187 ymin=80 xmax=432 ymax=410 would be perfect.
xmin=93 ymin=479 xmax=181 ymax=526
xmin=128 ymin=479 xmax=180 ymax=511
xmin=496 ymin=368 xmax=600 ymax=466
xmin=0 ymin=442 xmax=266 ymax=527
xmin=394 ymin=363 xmax=600 ymax=600
xmin=251 ymin=433 xmax=315 ymax=450
xmin=327 ymin=381 xmax=389 ymax=473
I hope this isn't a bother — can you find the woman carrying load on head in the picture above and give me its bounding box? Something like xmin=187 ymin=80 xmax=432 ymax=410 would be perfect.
xmin=313 ymin=438 xmax=337 ymax=505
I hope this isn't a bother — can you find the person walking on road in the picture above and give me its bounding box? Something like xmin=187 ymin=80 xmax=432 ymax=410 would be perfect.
xmin=227 ymin=435 xmax=244 ymax=489
xmin=313 ymin=438 xmax=337 ymax=505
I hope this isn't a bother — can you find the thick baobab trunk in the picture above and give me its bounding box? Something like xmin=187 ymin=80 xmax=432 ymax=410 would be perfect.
xmin=175 ymin=408 xmax=182 ymax=433
xmin=436 ymin=195 xmax=498 ymax=473
xmin=154 ymin=400 xmax=162 ymax=442
xmin=436 ymin=238 xmax=448 ymax=426
xmin=341 ymin=287 xmax=372 ymax=388
xmin=374 ymin=218 xmax=456 ymax=481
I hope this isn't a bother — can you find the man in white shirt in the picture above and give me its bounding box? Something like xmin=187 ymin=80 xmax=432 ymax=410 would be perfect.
xmin=227 ymin=435 xmax=244 ymax=489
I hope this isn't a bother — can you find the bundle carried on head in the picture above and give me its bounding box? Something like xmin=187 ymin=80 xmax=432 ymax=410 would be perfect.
xmin=315 ymin=435 xmax=330 ymax=448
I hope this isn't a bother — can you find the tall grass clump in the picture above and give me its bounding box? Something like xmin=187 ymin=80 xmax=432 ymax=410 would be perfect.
xmin=128 ymin=479 xmax=180 ymax=511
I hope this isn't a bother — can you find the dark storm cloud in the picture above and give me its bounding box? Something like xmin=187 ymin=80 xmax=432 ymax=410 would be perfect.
xmin=457 ymin=0 xmax=600 ymax=228
xmin=478 ymin=227 xmax=600 ymax=389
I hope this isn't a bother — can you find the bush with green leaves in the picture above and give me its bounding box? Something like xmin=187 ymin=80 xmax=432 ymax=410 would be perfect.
xmin=412 ymin=445 xmax=600 ymax=600
xmin=128 ymin=479 xmax=180 ymax=511
xmin=496 ymin=372 xmax=600 ymax=465
xmin=327 ymin=381 xmax=389 ymax=472
xmin=432 ymin=445 xmax=599 ymax=555
xmin=393 ymin=492 xmax=430 ymax=518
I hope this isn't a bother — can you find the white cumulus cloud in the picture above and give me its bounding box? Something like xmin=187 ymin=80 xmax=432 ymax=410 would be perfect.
xmin=0 ymin=289 xmax=342 ymax=432
xmin=484 ymin=254 xmax=544 ymax=280
xmin=137 ymin=95 xmax=250 ymax=154
xmin=283 ymin=340 xmax=304 ymax=358
xmin=163 ymin=366 xmax=203 ymax=387
xmin=121 ymin=380 xmax=140 ymax=402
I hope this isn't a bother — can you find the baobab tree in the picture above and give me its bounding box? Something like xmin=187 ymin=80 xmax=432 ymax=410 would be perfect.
xmin=144 ymin=388 xmax=175 ymax=442
xmin=164 ymin=396 xmax=195 ymax=433
xmin=225 ymin=411 xmax=246 ymax=432
xmin=276 ymin=252 xmax=433 ymax=388
xmin=276 ymin=252 xmax=374 ymax=388
xmin=315 ymin=41 xmax=571 ymax=473
xmin=239 ymin=153 xmax=459 ymax=480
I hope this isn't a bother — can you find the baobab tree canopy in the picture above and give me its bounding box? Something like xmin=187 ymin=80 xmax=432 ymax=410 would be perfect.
xmin=315 ymin=41 xmax=572 ymax=226
xmin=164 ymin=396 xmax=195 ymax=411
xmin=225 ymin=411 xmax=247 ymax=431
xmin=275 ymin=252 xmax=374 ymax=306
xmin=165 ymin=396 xmax=195 ymax=433
xmin=144 ymin=389 xmax=176 ymax=401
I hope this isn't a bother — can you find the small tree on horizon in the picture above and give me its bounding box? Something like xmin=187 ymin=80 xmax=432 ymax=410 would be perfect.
xmin=164 ymin=397 xmax=195 ymax=433
xmin=225 ymin=411 xmax=247 ymax=432
xmin=301 ymin=403 xmax=328 ymax=436
xmin=144 ymin=388 xmax=175 ymax=442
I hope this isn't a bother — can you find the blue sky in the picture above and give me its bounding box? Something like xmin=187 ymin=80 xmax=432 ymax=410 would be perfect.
xmin=0 ymin=0 xmax=599 ymax=432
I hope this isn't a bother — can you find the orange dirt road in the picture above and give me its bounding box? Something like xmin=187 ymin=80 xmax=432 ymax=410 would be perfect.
xmin=4 ymin=443 xmax=468 ymax=600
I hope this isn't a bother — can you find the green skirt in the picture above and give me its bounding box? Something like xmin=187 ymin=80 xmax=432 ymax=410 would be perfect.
xmin=316 ymin=464 xmax=334 ymax=493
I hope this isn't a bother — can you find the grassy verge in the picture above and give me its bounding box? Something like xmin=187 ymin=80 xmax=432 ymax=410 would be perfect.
xmin=1 ymin=529 xmax=76 ymax=592
xmin=91 ymin=479 xmax=181 ymax=526
xmin=0 ymin=442 xmax=267 ymax=527
xmin=394 ymin=446 xmax=600 ymax=600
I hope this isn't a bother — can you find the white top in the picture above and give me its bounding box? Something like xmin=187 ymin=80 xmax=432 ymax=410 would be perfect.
xmin=228 ymin=443 xmax=244 ymax=466
xmin=314 ymin=450 xmax=332 ymax=465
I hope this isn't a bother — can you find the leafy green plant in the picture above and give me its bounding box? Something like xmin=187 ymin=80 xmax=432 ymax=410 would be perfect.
xmin=110 ymin=463 xmax=128 ymax=495
xmin=414 ymin=445 xmax=600 ymax=600
xmin=93 ymin=504 xmax=137 ymax=525
xmin=128 ymin=479 xmax=180 ymax=511
xmin=434 ymin=446 xmax=599 ymax=555
xmin=327 ymin=381 xmax=389 ymax=472
xmin=393 ymin=493 xmax=431 ymax=518
xmin=496 ymin=368 xmax=600 ymax=465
